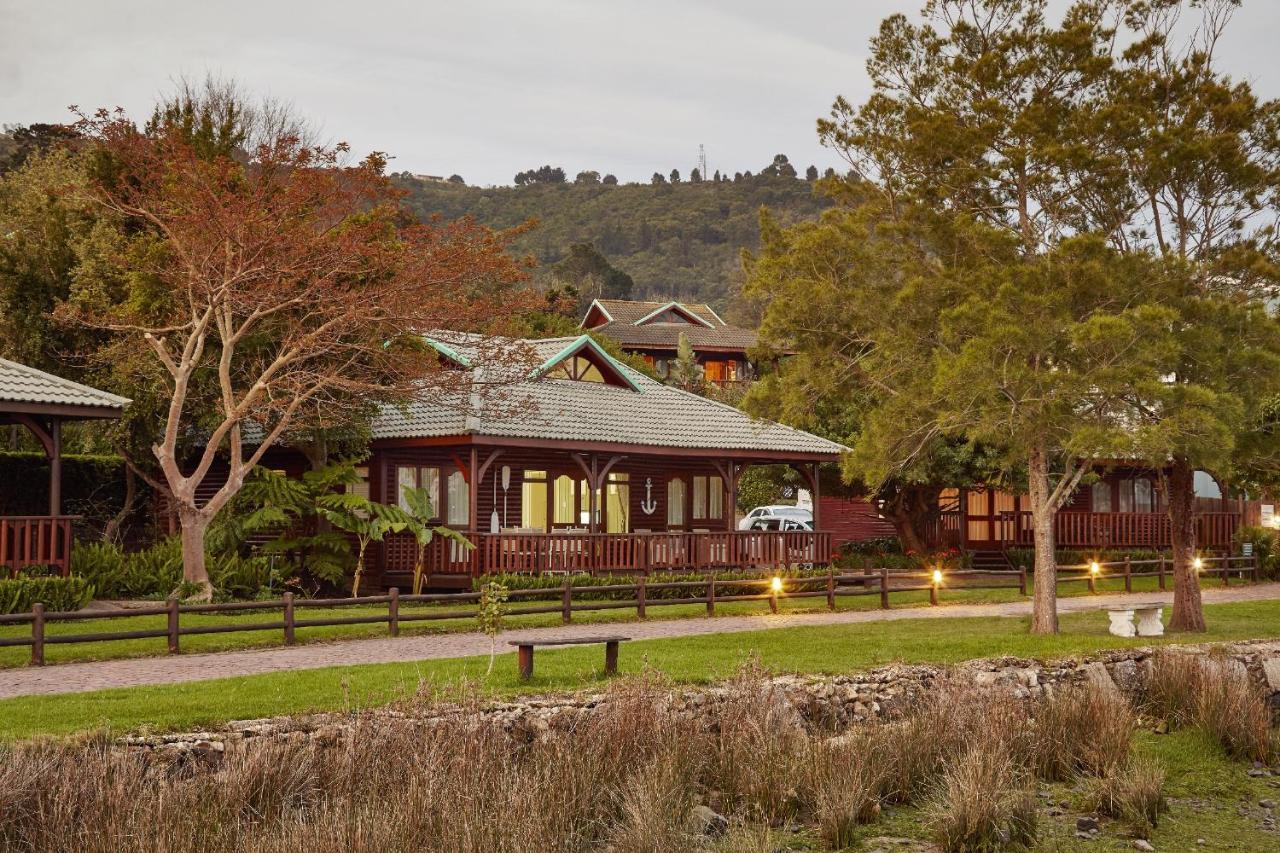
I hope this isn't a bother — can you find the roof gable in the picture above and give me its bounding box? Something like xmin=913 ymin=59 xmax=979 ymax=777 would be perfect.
xmin=533 ymin=335 xmax=642 ymax=392
xmin=632 ymin=301 xmax=716 ymax=328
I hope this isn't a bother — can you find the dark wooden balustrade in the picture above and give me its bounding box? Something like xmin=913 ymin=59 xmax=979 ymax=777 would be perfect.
xmin=476 ymin=530 xmax=833 ymax=576
xmin=0 ymin=516 xmax=76 ymax=577
xmin=998 ymin=511 xmax=1240 ymax=550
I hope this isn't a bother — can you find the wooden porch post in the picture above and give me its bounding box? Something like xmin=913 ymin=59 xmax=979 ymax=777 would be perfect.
xmin=48 ymin=418 xmax=61 ymax=517
xmin=810 ymin=462 xmax=821 ymax=531
xmin=468 ymin=447 xmax=478 ymax=575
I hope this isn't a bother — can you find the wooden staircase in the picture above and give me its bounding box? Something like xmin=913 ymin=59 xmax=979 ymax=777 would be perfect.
xmin=969 ymin=549 xmax=1015 ymax=572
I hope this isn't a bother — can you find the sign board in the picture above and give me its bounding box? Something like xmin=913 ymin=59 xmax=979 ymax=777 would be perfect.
xmin=1262 ymin=504 xmax=1275 ymax=529
xmin=1242 ymin=542 xmax=1254 ymax=558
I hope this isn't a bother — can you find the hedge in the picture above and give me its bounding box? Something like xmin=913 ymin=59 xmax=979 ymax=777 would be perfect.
xmin=0 ymin=451 xmax=146 ymax=540
xmin=475 ymin=567 xmax=839 ymax=602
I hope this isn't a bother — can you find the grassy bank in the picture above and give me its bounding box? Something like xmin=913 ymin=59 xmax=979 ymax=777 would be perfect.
xmin=3 ymin=598 xmax=1278 ymax=741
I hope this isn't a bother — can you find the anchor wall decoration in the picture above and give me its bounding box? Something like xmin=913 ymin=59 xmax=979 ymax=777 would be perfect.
xmin=640 ymin=477 xmax=657 ymax=515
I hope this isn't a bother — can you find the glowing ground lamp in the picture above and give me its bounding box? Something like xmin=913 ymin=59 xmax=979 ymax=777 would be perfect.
xmin=769 ymin=575 xmax=783 ymax=614
xmin=1088 ymin=559 xmax=1101 ymax=594
xmin=929 ymin=567 xmax=942 ymax=606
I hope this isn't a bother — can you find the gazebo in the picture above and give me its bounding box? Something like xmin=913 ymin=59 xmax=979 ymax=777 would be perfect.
xmin=0 ymin=358 xmax=129 ymax=575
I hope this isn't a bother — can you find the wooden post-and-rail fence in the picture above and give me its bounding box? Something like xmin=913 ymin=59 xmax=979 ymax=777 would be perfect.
xmin=1 ymin=555 xmax=1260 ymax=666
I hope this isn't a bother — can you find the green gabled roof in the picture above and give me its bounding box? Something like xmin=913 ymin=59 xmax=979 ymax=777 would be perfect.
xmin=529 ymin=334 xmax=643 ymax=393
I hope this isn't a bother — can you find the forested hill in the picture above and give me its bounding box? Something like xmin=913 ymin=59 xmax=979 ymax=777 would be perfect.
xmin=393 ymin=164 xmax=831 ymax=312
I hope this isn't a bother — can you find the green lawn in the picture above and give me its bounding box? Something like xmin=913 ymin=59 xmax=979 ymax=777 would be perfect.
xmin=4 ymin=597 xmax=1276 ymax=742
xmin=0 ymin=573 xmax=1200 ymax=668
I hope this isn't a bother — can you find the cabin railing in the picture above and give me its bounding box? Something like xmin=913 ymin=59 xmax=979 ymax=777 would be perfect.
xmin=0 ymin=516 xmax=76 ymax=577
xmin=997 ymin=511 xmax=1240 ymax=550
xmin=472 ymin=530 xmax=833 ymax=577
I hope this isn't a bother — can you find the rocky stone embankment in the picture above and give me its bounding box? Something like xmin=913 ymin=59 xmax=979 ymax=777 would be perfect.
xmin=121 ymin=639 xmax=1280 ymax=773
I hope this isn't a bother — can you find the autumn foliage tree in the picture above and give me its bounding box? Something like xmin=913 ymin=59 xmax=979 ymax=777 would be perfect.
xmin=65 ymin=104 xmax=531 ymax=598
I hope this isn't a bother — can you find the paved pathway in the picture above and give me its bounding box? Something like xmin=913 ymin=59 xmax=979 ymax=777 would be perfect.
xmin=3 ymin=584 xmax=1277 ymax=699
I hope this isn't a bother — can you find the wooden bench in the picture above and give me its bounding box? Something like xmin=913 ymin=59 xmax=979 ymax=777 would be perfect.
xmin=507 ymin=635 xmax=630 ymax=681
xmin=1104 ymin=603 xmax=1167 ymax=638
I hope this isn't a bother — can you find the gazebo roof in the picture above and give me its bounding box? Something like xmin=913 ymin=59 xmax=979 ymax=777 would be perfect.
xmin=0 ymin=358 xmax=130 ymax=420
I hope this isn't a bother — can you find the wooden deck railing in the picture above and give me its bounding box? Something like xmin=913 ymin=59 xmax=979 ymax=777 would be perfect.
xmin=998 ymin=511 xmax=1240 ymax=549
xmin=0 ymin=516 xmax=76 ymax=577
xmin=476 ymin=530 xmax=833 ymax=576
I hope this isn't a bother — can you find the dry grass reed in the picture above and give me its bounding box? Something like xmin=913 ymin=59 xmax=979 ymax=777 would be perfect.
xmin=1033 ymin=681 xmax=1136 ymax=781
xmin=1083 ymin=757 xmax=1167 ymax=839
xmin=0 ymin=654 xmax=1273 ymax=852
xmin=925 ymin=737 xmax=1038 ymax=853
xmin=1145 ymin=651 xmax=1276 ymax=763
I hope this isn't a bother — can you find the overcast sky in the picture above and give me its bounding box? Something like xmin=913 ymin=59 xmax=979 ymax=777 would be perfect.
xmin=3 ymin=1 xmax=1278 ymax=187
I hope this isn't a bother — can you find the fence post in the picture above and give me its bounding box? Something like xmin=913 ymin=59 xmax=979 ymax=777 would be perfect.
xmin=826 ymin=568 xmax=835 ymax=611
xmin=1222 ymin=558 xmax=1230 ymax=588
xmin=1123 ymin=556 xmax=1132 ymax=594
xmin=1018 ymin=565 xmax=1027 ymax=597
xmin=879 ymin=568 xmax=889 ymax=610
xmin=1253 ymin=552 xmax=1261 ymax=583
xmin=283 ymin=592 xmax=295 ymax=646
xmin=30 ymin=603 xmax=44 ymax=667
xmin=637 ymin=576 xmax=646 ymax=619
xmin=1157 ymin=554 xmax=1166 ymax=591
xmin=167 ymin=596 xmax=180 ymax=654
xmin=562 ymin=580 xmax=572 ymax=624
xmin=706 ymin=575 xmax=716 ymax=616
xmin=388 ymin=587 xmax=400 ymax=637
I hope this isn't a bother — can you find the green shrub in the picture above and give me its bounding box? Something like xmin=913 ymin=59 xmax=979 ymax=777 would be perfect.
xmin=1233 ymin=525 xmax=1277 ymax=579
xmin=475 ymin=567 xmax=836 ymax=601
xmin=1004 ymin=547 xmax=1164 ymax=570
xmin=0 ymin=576 xmax=94 ymax=614
xmin=71 ymin=538 xmax=276 ymax=601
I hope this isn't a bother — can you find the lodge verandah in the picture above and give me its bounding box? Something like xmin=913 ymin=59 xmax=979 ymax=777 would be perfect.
xmin=367 ymin=441 xmax=834 ymax=587
xmin=933 ymin=470 xmax=1243 ymax=555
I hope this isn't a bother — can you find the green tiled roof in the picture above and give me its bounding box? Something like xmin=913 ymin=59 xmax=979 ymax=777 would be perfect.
xmin=378 ymin=335 xmax=844 ymax=457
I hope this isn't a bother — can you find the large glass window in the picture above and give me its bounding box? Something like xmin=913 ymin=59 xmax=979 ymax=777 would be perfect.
xmin=397 ymin=466 xmax=440 ymax=519
xmin=667 ymin=477 xmax=686 ymax=526
xmin=691 ymin=475 xmax=724 ymax=520
xmin=605 ymin=473 xmax=630 ymax=533
xmin=1091 ymin=481 xmax=1112 ymax=513
xmin=553 ymin=475 xmax=578 ymax=525
xmin=1134 ymin=478 xmax=1154 ymax=513
xmin=446 ymin=469 xmax=469 ymax=525
xmin=521 ymin=470 xmax=547 ymax=531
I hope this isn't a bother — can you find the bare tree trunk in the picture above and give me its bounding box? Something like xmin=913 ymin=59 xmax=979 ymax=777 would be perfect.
xmin=1028 ymin=444 xmax=1059 ymax=634
xmin=104 ymin=464 xmax=138 ymax=545
xmin=1167 ymin=456 xmax=1205 ymax=632
xmin=178 ymin=510 xmax=214 ymax=601
xmin=882 ymin=487 xmax=932 ymax=554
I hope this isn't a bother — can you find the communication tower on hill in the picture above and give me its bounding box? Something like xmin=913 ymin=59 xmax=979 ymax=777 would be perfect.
xmin=697 ymin=144 xmax=708 ymax=180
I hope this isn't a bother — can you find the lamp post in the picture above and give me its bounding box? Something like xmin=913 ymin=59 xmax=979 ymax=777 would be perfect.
xmin=1088 ymin=560 xmax=1100 ymax=594
xmin=770 ymin=575 xmax=782 ymax=614
xmin=930 ymin=568 xmax=942 ymax=606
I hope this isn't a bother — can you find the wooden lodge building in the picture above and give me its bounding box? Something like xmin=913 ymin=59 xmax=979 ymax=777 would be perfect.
xmin=934 ymin=470 xmax=1247 ymax=567
xmin=580 ymin=299 xmax=760 ymax=387
xmin=270 ymin=334 xmax=846 ymax=589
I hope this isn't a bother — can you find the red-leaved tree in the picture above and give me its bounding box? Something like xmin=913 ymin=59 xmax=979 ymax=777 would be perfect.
xmin=65 ymin=106 xmax=533 ymax=598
